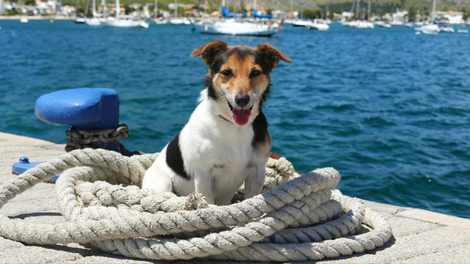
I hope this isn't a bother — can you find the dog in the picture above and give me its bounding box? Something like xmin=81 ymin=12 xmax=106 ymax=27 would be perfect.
xmin=142 ymin=40 xmax=292 ymax=205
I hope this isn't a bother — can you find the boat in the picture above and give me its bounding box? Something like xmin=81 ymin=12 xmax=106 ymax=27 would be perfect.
xmin=101 ymin=0 xmax=149 ymax=28
xmin=345 ymin=20 xmax=374 ymax=29
xmin=415 ymin=0 xmax=454 ymax=35
xmin=375 ymin=21 xmax=391 ymax=28
xmin=168 ymin=17 xmax=192 ymax=25
xmin=20 ymin=16 xmax=28 ymax=23
xmin=154 ymin=17 xmax=168 ymax=24
xmin=438 ymin=25 xmax=455 ymax=32
xmin=405 ymin=22 xmax=414 ymax=27
xmin=75 ymin=17 xmax=86 ymax=24
xmin=193 ymin=1 xmax=277 ymax=37
xmin=343 ymin=0 xmax=374 ymax=29
xmin=291 ymin=19 xmax=311 ymax=27
xmin=415 ymin=24 xmax=439 ymax=35
xmin=194 ymin=19 xmax=278 ymax=37
xmin=103 ymin=18 xmax=149 ymax=28
xmin=85 ymin=17 xmax=102 ymax=26
xmin=153 ymin=0 xmax=168 ymax=24
xmin=306 ymin=19 xmax=329 ymax=31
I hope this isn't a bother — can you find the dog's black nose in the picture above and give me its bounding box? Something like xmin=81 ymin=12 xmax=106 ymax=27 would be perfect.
xmin=235 ymin=95 xmax=250 ymax=108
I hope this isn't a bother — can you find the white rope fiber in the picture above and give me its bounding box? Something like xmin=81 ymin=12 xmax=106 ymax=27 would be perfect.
xmin=0 ymin=149 xmax=392 ymax=261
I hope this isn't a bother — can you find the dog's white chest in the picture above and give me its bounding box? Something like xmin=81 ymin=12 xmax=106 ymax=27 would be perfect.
xmin=175 ymin=102 xmax=266 ymax=204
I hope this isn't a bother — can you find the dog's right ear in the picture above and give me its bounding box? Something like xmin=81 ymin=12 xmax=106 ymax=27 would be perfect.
xmin=191 ymin=40 xmax=228 ymax=66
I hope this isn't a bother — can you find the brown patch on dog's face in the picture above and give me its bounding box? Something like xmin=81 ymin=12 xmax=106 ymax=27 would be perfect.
xmin=213 ymin=48 xmax=270 ymax=98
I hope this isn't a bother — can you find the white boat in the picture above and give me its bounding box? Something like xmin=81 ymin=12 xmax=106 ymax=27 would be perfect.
xmin=194 ymin=19 xmax=278 ymax=37
xmin=75 ymin=17 xmax=86 ymax=24
xmin=84 ymin=0 xmax=104 ymax=26
xmin=306 ymin=19 xmax=329 ymax=31
xmin=100 ymin=0 xmax=149 ymax=28
xmin=103 ymin=19 xmax=149 ymax=28
xmin=154 ymin=17 xmax=168 ymax=24
xmin=291 ymin=19 xmax=312 ymax=27
xmin=375 ymin=21 xmax=391 ymax=28
xmin=168 ymin=17 xmax=192 ymax=25
xmin=20 ymin=17 xmax=28 ymax=23
xmin=439 ymin=26 xmax=455 ymax=33
xmin=415 ymin=24 xmax=439 ymax=35
xmin=345 ymin=20 xmax=374 ymax=29
xmin=85 ymin=17 xmax=102 ymax=26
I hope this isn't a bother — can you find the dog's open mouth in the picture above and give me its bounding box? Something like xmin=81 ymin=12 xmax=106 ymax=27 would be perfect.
xmin=227 ymin=102 xmax=252 ymax=126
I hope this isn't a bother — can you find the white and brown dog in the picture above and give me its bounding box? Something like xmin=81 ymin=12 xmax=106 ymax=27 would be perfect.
xmin=142 ymin=40 xmax=292 ymax=205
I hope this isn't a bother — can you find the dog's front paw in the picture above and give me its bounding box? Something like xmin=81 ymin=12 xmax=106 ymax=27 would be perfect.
xmin=184 ymin=192 xmax=209 ymax=210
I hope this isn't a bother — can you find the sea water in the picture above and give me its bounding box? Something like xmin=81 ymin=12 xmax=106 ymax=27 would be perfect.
xmin=0 ymin=20 xmax=469 ymax=218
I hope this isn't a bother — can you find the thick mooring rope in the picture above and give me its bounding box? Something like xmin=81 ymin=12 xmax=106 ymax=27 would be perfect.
xmin=0 ymin=149 xmax=392 ymax=261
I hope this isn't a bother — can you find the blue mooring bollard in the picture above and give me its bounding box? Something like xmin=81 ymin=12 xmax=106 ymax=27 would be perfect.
xmin=35 ymin=88 xmax=120 ymax=152
xmin=12 ymin=88 xmax=129 ymax=181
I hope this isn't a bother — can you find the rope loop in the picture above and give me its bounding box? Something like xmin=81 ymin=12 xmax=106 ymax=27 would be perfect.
xmin=0 ymin=149 xmax=392 ymax=261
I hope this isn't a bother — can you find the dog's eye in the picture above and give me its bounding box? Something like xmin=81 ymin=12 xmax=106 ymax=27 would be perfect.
xmin=251 ymin=70 xmax=262 ymax=77
xmin=221 ymin=69 xmax=232 ymax=77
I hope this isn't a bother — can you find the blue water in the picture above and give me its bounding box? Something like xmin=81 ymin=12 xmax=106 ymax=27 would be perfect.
xmin=1 ymin=20 xmax=469 ymax=219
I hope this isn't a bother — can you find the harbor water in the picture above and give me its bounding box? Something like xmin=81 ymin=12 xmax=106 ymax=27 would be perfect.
xmin=0 ymin=20 xmax=469 ymax=218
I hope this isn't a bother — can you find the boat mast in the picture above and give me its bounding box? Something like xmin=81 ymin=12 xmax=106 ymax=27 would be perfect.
xmin=431 ymin=0 xmax=436 ymax=22
xmin=174 ymin=0 xmax=177 ymax=17
xmin=100 ymin=0 xmax=105 ymax=16
xmin=154 ymin=0 xmax=157 ymax=17
xmin=116 ymin=0 xmax=119 ymax=19
xmin=326 ymin=0 xmax=329 ymax=19
xmin=92 ymin=0 xmax=96 ymax=17
xmin=85 ymin=0 xmax=90 ymax=17
xmin=355 ymin=0 xmax=359 ymax=20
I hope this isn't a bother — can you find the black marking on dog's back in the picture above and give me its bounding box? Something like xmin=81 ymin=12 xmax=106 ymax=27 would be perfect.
xmin=251 ymin=111 xmax=269 ymax=150
xmin=166 ymin=132 xmax=190 ymax=180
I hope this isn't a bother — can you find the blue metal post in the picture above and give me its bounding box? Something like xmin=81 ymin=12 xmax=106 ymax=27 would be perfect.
xmin=35 ymin=88 xmax=120 ymax=151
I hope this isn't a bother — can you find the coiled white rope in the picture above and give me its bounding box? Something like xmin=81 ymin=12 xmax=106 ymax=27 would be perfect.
xmin=0 ymin=149 xmax=392 ymax=261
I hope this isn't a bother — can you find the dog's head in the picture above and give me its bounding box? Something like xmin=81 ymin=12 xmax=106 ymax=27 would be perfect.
xmin=191 ymin=40 xmax=292 ymax=126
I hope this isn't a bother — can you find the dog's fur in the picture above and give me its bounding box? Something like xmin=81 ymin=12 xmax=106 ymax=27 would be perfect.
xmin=142 ymin=40 xmax=292 ymax=205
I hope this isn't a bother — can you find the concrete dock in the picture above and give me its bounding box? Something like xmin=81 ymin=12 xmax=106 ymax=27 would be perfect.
xmin=0 ymin=131 xmax=469 ymax=264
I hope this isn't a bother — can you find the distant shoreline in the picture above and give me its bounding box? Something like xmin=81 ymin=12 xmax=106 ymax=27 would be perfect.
xmin=0 ymin=16 xmax=73 ymax=20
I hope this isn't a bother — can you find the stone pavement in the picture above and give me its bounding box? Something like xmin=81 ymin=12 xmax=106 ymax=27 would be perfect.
xmin=0 ymin=131 xmax=469 ymax=264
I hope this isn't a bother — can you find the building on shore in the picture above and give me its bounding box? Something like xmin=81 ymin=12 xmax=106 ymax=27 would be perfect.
xmin=432 ymin=11 xmax=464 ymax=24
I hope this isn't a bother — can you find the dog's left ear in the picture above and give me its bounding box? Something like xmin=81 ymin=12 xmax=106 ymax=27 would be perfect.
xmin=256 ymin=43 xmax=292 ymax=71
xmin=191 ymin=40 xmax=228 ymax=67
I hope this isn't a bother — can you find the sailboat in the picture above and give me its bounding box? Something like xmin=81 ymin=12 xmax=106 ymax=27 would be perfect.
xmin=101 ymin=0 xmax=149 ymax=28
xmin=343 ymin=0 xmax=374 ymax=29
xmin=168 ymin=0 xmax=192 ymax=25
xmin=193 ymin=0 xmax=278 ymax=37
xmin=84 ymin=0 xmax=106 ymax=26
xmin=307 ymin=19 xmax=329 ymax=31
xmin=414 ymin=0 xmax=442 ymax=35
xmin=153 ymin=0 xmax=168 ymax=24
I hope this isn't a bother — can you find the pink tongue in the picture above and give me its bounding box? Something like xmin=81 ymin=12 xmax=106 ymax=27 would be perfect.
xmin=232 ymin=108 xmax=251 ymax=126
